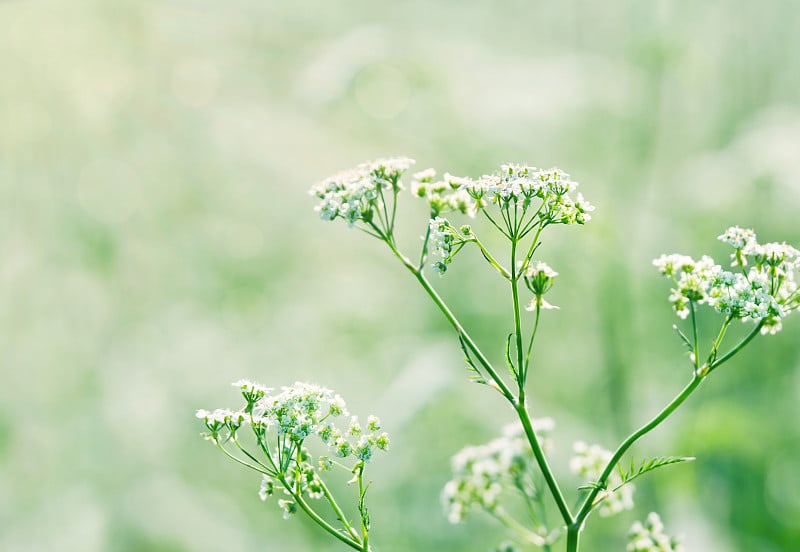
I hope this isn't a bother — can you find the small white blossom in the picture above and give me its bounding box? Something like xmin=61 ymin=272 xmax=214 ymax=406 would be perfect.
xmin=310 ymin=157 xmax=414 ymax=226
xmin=627 ymin=512 xmax=682 ymax=552
xmin=523 ymin=261 xmax=560 ymax=310
xmin=655 ymin=227 xmax=799 ymax=333
xmin=442 ymin=419 xmax=554 ymax=523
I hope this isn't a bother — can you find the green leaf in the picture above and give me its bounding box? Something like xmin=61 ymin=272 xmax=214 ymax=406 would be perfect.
xmin=672 ymin=324 xmax=693 ymax=352
xmin=505 ymin=333 xmax=517 ymax=379
xmin=613 ymin=456 xmax=695 ymax=492
xmin=459 ymin=335 xmax=486 ymax=385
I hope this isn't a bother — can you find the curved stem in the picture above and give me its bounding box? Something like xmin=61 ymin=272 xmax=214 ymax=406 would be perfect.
xmin=689 ymin=300 xmax=700 ymax=370
xmin=387 ymin=241 xmax=516 ymax=401
xmin=214 ymin=440 xmax=270 ymax=475
xmin=418 ymin=221 xmax=432 ymax=270
xmin=709 ymin=320 xmax=764 ymax=372
xmin=472 ymin=235 xmax=512 ymax=280
xmin=232 ymin=436 xmax=276 ymax=476
xmin=574 ymin=375 xmax=702 ymax=525
xmin=318 ymin=477 xmax=360 ymax=540
xmin=490 ymin=508 xmax=546 ymax=546
xmin=482 ymin=209 xmax=512 ymax=240
xmin=278 ymin=476 xmax=363 ymax=551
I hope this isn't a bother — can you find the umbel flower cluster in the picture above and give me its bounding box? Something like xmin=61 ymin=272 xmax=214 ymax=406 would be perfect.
xmin=442 ymin=419 xmax=557 ymax=548
xmin=627 ymin=512 xmax=682 ymax=552
xmin=411 ymin=163 xmax=594 ymax=224
xmin=654 ymin=226 xmax=799 ymax=334
xmin=197 ymin=381 xmax=388 ymax=549
xmin=309 ymin=157 xmax=414 ymax=226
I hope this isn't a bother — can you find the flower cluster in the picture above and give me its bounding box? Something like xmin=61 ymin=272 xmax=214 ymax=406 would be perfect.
xmin=570 ymin=442 xmax=634 ymax=517
xmin=428 ymin=217 xmax=474 ymax=274
xmin=463 ymin=164 xmax=594 ymax=224
xmin=627 ymin=512 xmax=682 ymax=552
xmin=653 ymin=227 xmax=799 ymax=333
xmin=524 ymin=261 xmax=559 ymax=310
xmin=197 ymin=381 xmax=389 ymax=520
xmin=411 ymin=169 xmax=479 ymax=217
xmin=310 ymin=157 xmax=414 ymax=226
xmin=442 ymin=419 xmax=554 ymax=524
xmin=313 ymin=159 xmax=594 ymax=232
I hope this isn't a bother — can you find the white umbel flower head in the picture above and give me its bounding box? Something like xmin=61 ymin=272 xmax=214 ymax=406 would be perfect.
xmin=655 ymin=227 xmax=799 ymax=333
xmin=442 ymin=419 xmax=554 ymax=524
xmin=627 ymin=512 xmax=682 ymax=552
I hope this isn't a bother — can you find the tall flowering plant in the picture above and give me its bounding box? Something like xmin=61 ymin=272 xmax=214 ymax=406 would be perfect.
xmin=198 ymin=157 xmax=799 ymax=552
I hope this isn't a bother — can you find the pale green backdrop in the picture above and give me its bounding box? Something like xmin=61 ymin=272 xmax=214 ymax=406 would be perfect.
xmin=1 ymin=1 xmax=799 ymax=551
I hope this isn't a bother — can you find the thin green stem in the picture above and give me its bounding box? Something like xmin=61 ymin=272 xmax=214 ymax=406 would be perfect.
xmin=490 ymin=508 xmax=546 ymax=546
xmin=232 ymin=436 xmax=276 ymax=476
xmin=418 ymin=221 xmax=432 ymax=270
xmin=376 ymin=187 xmax=391 ymax=237
xmin=705 ymin=317 xmax=732 ymax=366
xmin=318 ymin=476 xmax=360 ymax=540
xmin=516 ymin=403 xmax=573 ymax=525
xmin=472 ymin=234 xmax=512 ymax=279
xmin=357 ymin=466 xmax=369 ymax=552
xmin=524 ymin=302 xmax=542 ymax=374
xmin=390 ymin=186 xmax=398 ymax=233
xmin=214 ymin=440 xmax=270 ymax=475
xmin=387 ymin=241 xmax=516 ymax=401
xmin=482 ymin=209 xmax=512 ymax=240
xmin=689 ymin=300 xmax=700 ymax=370
xmin=278 ymin=476 xmax=363 ymax=551
xmin=511 ymin=239 xmax=526 ymax=387
xmin=521 ymin=223 xmax=546 ymax=269
xmin=574 ymin=376 xmax=703 ymax=525
xmin=709 ymin=320 xmax=765 ymax=372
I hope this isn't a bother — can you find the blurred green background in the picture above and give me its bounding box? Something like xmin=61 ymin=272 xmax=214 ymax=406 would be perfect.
xmin=2 ymin=1 xmax=799 ymax=550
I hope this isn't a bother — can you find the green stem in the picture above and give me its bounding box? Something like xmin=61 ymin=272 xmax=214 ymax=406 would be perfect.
xmin=511 ymin=239 xmax=525 ymax=387
xmin=708 ymin=320 xmax=764 ymax=372
xmin=387 ymin=241 xmax=516 ymax=401
xmin=214 ymin=440 xmax=271 ymax=475
xmin=521 ymin=223 xmax=546 ymax=269
xmin=278 ymin=476 xmax=363 ymax=551
xmin=318 ymin=476 xmax=360 ymax=540
xmin=357 ymin=466 xmax=369 ymax=552
xmin=566 ymin=524 xmax=580 ymax=552
xmin=472 ymin=234 xmax=512 ymax=280
xmin=232 ymin=436 xmax=276 ymax=476
xmin=524 ymin=302 xmax=541 ymax=374
xmin=418 ymin=221 xmax=432 ymax=270
xmin=388 ymin=237 xmax=573 ymax=526
xmin=574 ymin=375 xmax=703 ymax=526
xmin=482 ymin=209 xmax=512 ymax=240
xmin=490 ymin=508 xmax=546 ymax=546
xmin=516 ymin=402 xmax=573 ymax=525
xmin=689 ymin=300 xmax=700 ymax=370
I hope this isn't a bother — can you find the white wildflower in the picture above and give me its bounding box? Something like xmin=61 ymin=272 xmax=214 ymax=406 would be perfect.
xmin=627 ymin=512 xmax=682 ymax=552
